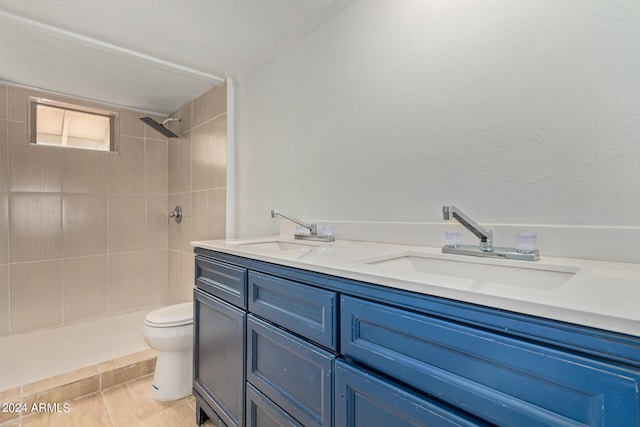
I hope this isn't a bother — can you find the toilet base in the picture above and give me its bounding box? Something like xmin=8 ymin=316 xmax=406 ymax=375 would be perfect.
xmin=150 ymin=350 xmax=193 ymax=401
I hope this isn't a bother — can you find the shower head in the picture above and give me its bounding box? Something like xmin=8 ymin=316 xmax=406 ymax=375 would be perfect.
xmin=139 ymin=117 xmax=181 ymax=138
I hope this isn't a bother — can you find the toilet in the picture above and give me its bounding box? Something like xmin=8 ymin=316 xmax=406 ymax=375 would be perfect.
xmin=142 ymin=302 xmax=194 ymax=401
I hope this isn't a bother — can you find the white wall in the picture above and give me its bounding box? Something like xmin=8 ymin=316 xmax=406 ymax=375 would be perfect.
xmin=234 ymin=0 xmax=640 ymax=258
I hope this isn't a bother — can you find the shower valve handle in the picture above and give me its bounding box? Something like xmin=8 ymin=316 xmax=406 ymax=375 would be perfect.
xmin=169 ymin=206 xmax=182 ymax=224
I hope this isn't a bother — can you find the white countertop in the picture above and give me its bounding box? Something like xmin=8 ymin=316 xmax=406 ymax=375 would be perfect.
xmin=192 ymin=236 xmax=640 ymax=337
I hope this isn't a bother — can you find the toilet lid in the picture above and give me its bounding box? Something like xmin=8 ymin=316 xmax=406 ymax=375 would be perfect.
xmin=144 ymin=302 xmax=193 ymax=327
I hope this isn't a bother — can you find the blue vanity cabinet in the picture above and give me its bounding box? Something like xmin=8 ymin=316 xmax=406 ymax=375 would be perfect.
xmin=194 ymin=248 xmax=640 ymax=427
xmin=194 ymin=254 xmax=248 ymax=427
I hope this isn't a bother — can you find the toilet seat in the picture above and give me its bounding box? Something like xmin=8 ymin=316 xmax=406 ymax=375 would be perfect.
xmin=144 ymin=302 xmax=193 ymax=328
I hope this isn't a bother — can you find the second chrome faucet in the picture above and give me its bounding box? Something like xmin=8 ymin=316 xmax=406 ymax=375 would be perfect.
xmin=442 ymin=205 xmax=539 ymax=261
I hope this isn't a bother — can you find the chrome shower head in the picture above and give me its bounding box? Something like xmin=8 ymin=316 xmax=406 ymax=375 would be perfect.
xmin=139 ymin=117 xmax=181 ymax=138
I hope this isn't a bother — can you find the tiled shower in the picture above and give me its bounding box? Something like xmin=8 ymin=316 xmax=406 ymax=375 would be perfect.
xmin=0 ymin=81 xmax=227 ymax=338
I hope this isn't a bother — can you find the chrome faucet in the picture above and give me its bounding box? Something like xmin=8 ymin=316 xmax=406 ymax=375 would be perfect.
xmin=271 ymin=209 xmax=335 ymax=242
xmin=443 ymin=205 xmax=493 ymax=252
xmin=442 ymin=205 xmax=539 ymax=261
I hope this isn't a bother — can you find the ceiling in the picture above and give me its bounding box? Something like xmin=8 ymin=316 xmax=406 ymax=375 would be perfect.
xmin=0 ymin=0 xmax=352 ymax=115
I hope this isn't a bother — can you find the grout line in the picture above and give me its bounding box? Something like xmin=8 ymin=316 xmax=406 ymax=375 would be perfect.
xmin=101 ymin=389 xmax=116 ymax=427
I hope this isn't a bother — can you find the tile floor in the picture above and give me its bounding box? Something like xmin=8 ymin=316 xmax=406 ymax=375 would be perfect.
xmin=4 ymin=375 xmax=214 ymax=427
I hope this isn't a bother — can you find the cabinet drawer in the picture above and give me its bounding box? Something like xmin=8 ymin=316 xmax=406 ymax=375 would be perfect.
xmin=341 ymin=296 xmax=640 ymax=427
xmin=335 ymin=359 xmax=485 ymax=427
xmin=195 ymin=255 xmax=247 ymax=308
xmin=248 ymin=271 xmax=337 ymax=350
xmin=247 ymin=315 xmax=334 ymax=427
xmin=246 ymin=383 xmax=303 ymax=427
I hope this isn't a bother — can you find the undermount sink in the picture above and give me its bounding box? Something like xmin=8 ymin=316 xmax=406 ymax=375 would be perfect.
xmin=234 ymin=241 xmax=317 ymax=251
xmin=363 ymin=252 xmax=579 ymax=291
xmin=225 ymin=238 xmax=327 ymax=253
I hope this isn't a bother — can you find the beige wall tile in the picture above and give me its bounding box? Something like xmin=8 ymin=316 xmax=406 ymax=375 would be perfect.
xmin=10 ymin=260 xmax=63 ymax=333
xmin=192 ymin=91 xmax=208 ymax=128
xmin=167 ymin=248 xmax=195 ymax=305
xmin=36 ymin=146 xmax=64 ymax=193
xmin=63 ymin=194 xmax=108 ymax=257
xmin=0 ymin=120 xmax=7 ymax=192
xmin=170 ymin=102 xmax=192 ymax=137
xmin=62 ymin=147 xmax=108 ymax=194
xmin=146 ymin=249 xmax=168 ymax=306
xmin=192 ymin=189 xmax=225 ymax=242
xmin=176 ymin=251 xmax=195 ymax=303
xmin=168 ymin=193 xmax=191 ymax=254
xmin=9 ymin=193 xmax=62 ymax=262
xmin=8 ymin=122 xmax=63 ymax=193
xmin=191 ymin=125 xmax=208 ymax=191
xmin=119 ymin=109 xmax=145 ymax=138
xmin=0 ymin=193 xmax=7 ymax=264
xmin=167 ymin=139 xmax=179 ymax=194
xmin=207 ymin=189 xmax=227 ymax=240
xmin=0 ymin=84 xmax=7 ymax=120
xmin=168 ymin=133 xmax=191 ymax=194
xmin=0 ymin=265 xmax=9 ymax=336
xmin=167 ymin=250 xmax=179 ymax=303
xmin=207 ymin=116 xmax=227 ymax=190
xmin=208 ymin=81 xmax=227 ymax=120
xmin=108 ymin=194 xmax=146 ymax=253
xmin=191 ymin=191 xmax=208 ymax=242
xmin=7 ymin=86 xmax=27 ymax=123
xmin=146 ymin=195 xmax=168 ymax=250
xmin=107 ymin=252 xmax=148 ymax=312
xmin=145 ymin=138 xmax=168 ymax=195
xmin=6 ymin=121 xmax=32 ymax=192
xmin=108 ymin=136 xmax=145 ymax=194
xmin=63 ymin=256 xmax=109 ymax=323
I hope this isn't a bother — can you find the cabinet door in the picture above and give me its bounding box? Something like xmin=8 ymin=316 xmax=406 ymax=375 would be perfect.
xmin=194 ymin=288 xmax=246 ymax=427
xmin=335 ymin=360 xmax=484 ymax=427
